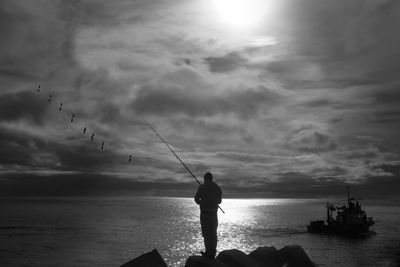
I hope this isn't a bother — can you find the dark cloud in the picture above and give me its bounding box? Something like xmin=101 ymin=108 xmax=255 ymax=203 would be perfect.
xmin=0 ymin=127 xmax=37 ymax=166
xmin=300 ymin=98 xmax=335 ymax=109
xmin=149 ymin=117 xmax=258 ymax=151
xmin=340 ymin=148 xmax=378 ymax=160
xmin=132 ymin=85 xmax=285 ymax=118
xmin=98 ymin=102 xmax=123 ymax=124
xmin=216 ymin=152 xmax=271 ymax=164
xmin=357 ymin=174 xmax=400 ymax=199
xmin=0 ymin=173 xmax=195 ymax=197
xmin=0 ymin=121 xmax=137 ymax=174
xmin=372 ymin=110 xmax=400 ymax=124
xmin=0 ymin=0 xmax=81 ymax=79
xmin=311 ymin=165 xmax=349 ymax=177
xmin=174 ymin=58 xmax=192 ymax=67
xmin=373 ymin=164 xmax=400 ymax=177
xmin=0 ymin=68 xmax=39 ymax=81
xmin=0 ymin=90 xmax=48 ymax=124
xmin=220 ymin=171 xmax=346 ymax=198
xmin=204 ymin=52 xmax=247 ymax=73
xmin=368 ymin=83 xmax=400 ymax=107
xmin=51 ymin=142 xmax=122 ymax=171
xmin=0 ymin=121 xmax=198 ymax=179
xmin=285 ymin=127 xmax=337 ymax=153
xmin=220 ymin=169 xmax=400 ymax=199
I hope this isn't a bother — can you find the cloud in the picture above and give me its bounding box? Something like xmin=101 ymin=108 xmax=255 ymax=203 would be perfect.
xmin=220 ymin=166 xmax=400 ymax=199
xmin=216 ymin=152 xmax=273 ymax=164
xmin=0 ymin=173 xmax=195 ymax=197
xmin=371 ymin=109 xmax=400 ymax=124
xmin=0 ymin=90 xmax=48 ymax=124
xmin=285 ymin=126 xmax=337 ymax=153
xmin=357 ymin=173 xmax=400 ymax=199
xmin=0 ymin=123 xmax=114 ymax=171
xmin=204 ymin=52 xmax=247 ymax=73
xmin=340 ymin=148 xmax=378 ymax=160
xmin=0 ymin=126 xmax=37 ymax=167
xmin=131 ymin=78 xmax=285 ymax=118
xmin=0 ymin=0 xmax=81 ymax=80
xmin=219 ymin=171 xmax=347 ymax=198
xmin=0 ymin=122 xmax=189 ymax=181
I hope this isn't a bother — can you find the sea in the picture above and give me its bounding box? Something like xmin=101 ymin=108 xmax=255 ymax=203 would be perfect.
xmin=0 ymin=197 xmax=399 ymax=267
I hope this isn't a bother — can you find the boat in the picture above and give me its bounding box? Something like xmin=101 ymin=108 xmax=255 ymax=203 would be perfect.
xmin=307 ymin=186 xmax=375 ymax=235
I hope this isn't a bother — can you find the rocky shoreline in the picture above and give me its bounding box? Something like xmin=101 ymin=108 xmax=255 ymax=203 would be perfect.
xmin=121 ymin=245 xmax=315 ymax=267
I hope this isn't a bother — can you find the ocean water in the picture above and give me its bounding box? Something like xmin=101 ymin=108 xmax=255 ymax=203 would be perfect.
xmin=0 ymin=197 xmax=399 ymax=267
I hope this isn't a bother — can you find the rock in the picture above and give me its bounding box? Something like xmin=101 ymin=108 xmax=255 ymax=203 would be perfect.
xmin=120 ymin=249 xmax=168 ymax=267
xmin=185 ymin=255 xmax=228 ymax=267
xmin=278 ymin=245 xmax=314 ymax=267
xmin=121 ymin=245 xmax=315 ymax=267
xmin=248 ymin=246 xmax=284 ymax=267
xmin=217 ymin=249 xmax=263 ymax=267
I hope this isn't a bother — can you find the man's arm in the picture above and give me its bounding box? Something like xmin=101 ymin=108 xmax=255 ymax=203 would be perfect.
xmin=217 ymin=186 xmax=222 ymax=204
xmin=194 ymin=185 xmax=202 ymax=205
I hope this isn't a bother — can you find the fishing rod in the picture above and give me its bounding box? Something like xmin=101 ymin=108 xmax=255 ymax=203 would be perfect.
xmin=34 ymin=84 xmax=221 ymax=209
xmin=143 ymin=119 xmax=225 ymax=214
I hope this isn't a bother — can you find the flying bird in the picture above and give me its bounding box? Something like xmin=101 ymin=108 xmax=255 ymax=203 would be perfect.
xmin=32 ymin=83 xmax=139 ymax=166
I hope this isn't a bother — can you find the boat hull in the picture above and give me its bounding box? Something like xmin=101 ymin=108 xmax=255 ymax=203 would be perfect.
xmin=307 ymin=220 xmax=373 ymax=235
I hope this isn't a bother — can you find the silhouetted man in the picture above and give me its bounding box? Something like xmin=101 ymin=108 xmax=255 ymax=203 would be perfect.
xmin=194 ymin=172 xmax=222 ymax=258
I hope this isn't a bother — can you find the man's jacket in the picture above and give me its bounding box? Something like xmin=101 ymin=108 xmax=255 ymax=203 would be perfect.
xmin=195 ymin=180 xmax=222 ymax=212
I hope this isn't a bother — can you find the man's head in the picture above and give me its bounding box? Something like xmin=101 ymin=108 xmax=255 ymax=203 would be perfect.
xmin=204 ymin=172 xmax=213 ymax=181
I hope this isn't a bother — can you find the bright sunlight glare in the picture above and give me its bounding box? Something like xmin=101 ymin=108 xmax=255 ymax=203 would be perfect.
xmin=213 ymin=0 xmax=270 ymax=30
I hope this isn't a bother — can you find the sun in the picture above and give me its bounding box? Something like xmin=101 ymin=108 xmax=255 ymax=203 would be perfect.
xmin=213 ymin=0 xmax=269 ymax=30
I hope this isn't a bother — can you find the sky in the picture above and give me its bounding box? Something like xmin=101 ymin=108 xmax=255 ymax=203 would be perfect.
xmin=1 ymin=0 xmax=400 ymax=199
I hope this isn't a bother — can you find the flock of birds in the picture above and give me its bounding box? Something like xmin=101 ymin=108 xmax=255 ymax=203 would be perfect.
xmin=35 ymin=85 xmax=134 ymax=163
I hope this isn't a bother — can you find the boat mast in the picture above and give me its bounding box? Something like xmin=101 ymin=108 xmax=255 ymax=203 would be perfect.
xmin=347 ymin=185 xmax=350 ymax=206
xmin=326 ymin=201 xmax=330 ymax=223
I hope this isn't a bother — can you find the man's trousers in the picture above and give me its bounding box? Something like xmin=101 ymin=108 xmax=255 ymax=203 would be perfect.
xmin=200 ymin=211 xmax=218 ymax=258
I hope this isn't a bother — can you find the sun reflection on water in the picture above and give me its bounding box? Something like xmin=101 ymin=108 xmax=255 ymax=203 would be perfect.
xmin=220 ymin=198 xmax=301 ymax=223
xmin=217 ymin=198 xmax=303 ymax=253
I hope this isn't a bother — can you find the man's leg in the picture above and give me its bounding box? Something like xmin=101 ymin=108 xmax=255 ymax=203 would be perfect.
xmin=208 ymin=212 xmax=218 ymax=258
xmin=200 ymin=212 xmax=218 ymax=258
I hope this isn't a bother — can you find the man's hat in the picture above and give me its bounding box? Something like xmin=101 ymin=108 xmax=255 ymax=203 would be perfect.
xmin=204 ymin=172 xmax=213 ymax=181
